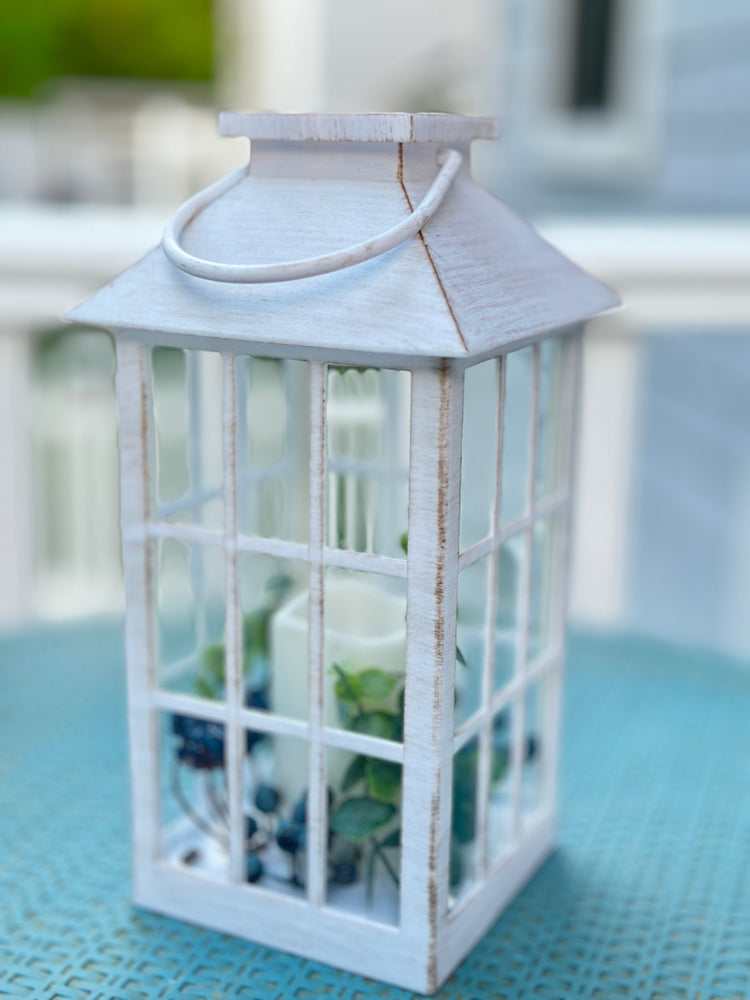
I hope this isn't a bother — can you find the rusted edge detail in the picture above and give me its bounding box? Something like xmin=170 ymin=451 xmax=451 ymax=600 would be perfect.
xmin=397 ymin=158 xmax=467 ymax=354
xmin=426 ymin=362 xmax=452 ymax=990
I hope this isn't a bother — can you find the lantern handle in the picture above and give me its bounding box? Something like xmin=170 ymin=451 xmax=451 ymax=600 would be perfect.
xmin=161 ymin=148 xmax=463 ymax=283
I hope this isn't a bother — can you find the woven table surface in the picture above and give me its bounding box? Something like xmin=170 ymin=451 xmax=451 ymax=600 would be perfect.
xmin=1 ymin=620 xmax=748 ymax=1000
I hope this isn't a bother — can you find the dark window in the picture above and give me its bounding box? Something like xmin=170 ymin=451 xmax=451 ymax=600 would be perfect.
xmin=569 ymin=0 xmax=618 ymax=110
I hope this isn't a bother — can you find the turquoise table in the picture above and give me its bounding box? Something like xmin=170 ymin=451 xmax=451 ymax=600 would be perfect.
xmin=1 ymin=622 xmax=749 ymax=999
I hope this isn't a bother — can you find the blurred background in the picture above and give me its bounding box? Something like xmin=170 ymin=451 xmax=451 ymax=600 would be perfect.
xmin=0 ymin=0 xmax=748 ymax=661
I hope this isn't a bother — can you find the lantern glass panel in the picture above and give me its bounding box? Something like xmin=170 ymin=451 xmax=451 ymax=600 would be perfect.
xmin=325 ymin=367 xmax=410 ymax=558
xmin=536 ymin=338 xmax=568 ymax=502
xmin=156 ymin=538 xmax=225 ymax=700
xmin=159 ymin=709 xmax=229 ymax=881
xmin=449 ymin=736 xmax=480 ymax=907
xmin=244 ymin=731 xmax=309 ymax=898
xmin=488 ymin=706 xmax=514 ymax=865
xmin=240 ymin=554 xmax=309 ymax=720
xmin=494 ymin=537 xmax=524 ymax=692
xmin=460 ymin=359 xmax=498 ymax=552
xmin=237 ymin=357 xmax=310 ymax=544
xmin=326 ymin=748 xmax=402 ymax=926
xmin=528 ymin=516 xmax=560 ymax=663
xmin=500 ymin=346 xmax=534 ymax=526
xmin=323 ymin=568 xmax=406 ymax=742
xmin=454 ymin=556 xmax=490 ymax=731
xmin=522 ymin=677 xmax=548 ymax=823
xmin=152 ymin=347 xmax=224 ymax=529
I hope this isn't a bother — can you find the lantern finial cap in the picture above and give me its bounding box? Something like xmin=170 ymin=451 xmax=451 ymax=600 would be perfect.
xmin=218 ymin=112 xmax=498 ymax=145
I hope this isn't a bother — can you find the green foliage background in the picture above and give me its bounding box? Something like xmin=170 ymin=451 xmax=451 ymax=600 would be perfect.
xmin=0 ymin=0 xmax=213 ymax=98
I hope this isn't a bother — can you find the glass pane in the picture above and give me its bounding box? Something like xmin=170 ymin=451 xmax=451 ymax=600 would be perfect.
xmin=528 ymin=517 xmax=560 ymax=663
xmin=536 ymin=338 xmax=568 ymax=501
xmin=157 ymin=539 xmax=225 ymax=699
xmin=326 ymin=748 xmax=401 ymax=925
xmin=326 ymin=367 xmax=410 ymax=558
xmin=460 ymin=359 xmax=498 ymax=551
xmin=494 ymin=537 xmax=524 ymax=692
xmin=324 ymin=569 xmax=406 ymax=742
xmin=500 ymin=347 xmax=533 ymax=525
xmin=243 ymin=731 xmax=309 ymax=898
xmin=455 ymin=557 xmax=490 ymax=731
xmin=449 ymin=737 xmax=479 ymax=907
xmin=152 ymin=348 xmax=223 ymax=528
xmin=522 ymin=678 xmax=547 ymax=824
xmin=160 ymin=710 xmax=229 ymax=880
xmin=239 ymin=554 xmax=309 ymax=720
xmin=237 ymin=357 xmax=310 ymax=544
xmin=488 ymin=707 xmax=514 ymax=865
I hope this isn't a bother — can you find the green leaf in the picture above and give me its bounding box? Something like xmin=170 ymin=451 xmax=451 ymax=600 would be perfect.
xmin=456 ymin=644 xmax=467 ymax=667
xmin=379 ymin=828 xmax=401 ymax=849
xmin=331 ymin=662 xmax=362 ymax=704
xmin=450 ymin=838 xmax=463 ymax=888
xmin=399 ymin=531 xmax=408 ymax=555
xmin=452 ymin=745 xmax=478 ymax=844
xmin=352 ymin=712 xmax=401 ymax=741
xmin=330 ymin=798 xmax=396 ymax=844
xmin=365 ymin=759 xmax=401 ymax=803
xmin=358 ymin=668 xmax=398 ymax=701
xmin=341 ymin=754 xmax=367 ymax=792
xmin=194 ymin=675 xmax=218 ymax=700
xmin=266 ymin=573 xmax=293 ymax=605
xmin=492 ymin=745 xmax=509 ymax=782
xmin=243 ymin=609 xmax=270 ymax=657
xmin=201 ymin=642 xmax=225 ymax=684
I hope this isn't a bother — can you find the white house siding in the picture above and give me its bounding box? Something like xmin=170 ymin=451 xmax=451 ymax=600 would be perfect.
xmin=626 ymin=333 xmax=750 ymax=661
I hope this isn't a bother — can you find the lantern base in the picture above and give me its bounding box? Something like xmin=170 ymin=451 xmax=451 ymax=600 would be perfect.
xmin=134 ymin=812 xmax=555 ymax=994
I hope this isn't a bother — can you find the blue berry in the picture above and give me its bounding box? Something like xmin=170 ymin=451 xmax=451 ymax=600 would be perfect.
xmin=175 ymin=718 xmax=225 ymax=770
xmin=292 ymin=795 xmax=307 ymax=825
xmin=331 ymin=862 xmax=357 ymax=885
xmin=246 ymin=854 xmax=263 ymax=883
xmin=292 ymin=787 xmax=334 ymax=825
xmin=245 ymin=688 xmax=269 ymax=711
xmin=255 ymin=784 xmax=280 ymax=814
xmin=246 ymin=816 xmax=258 ymax=840
xmin=276 ymin=819 xmax=303 ymax=854
xmin=246 ymin=729 xmax=265 ymax=753
xmin=525 ymin=734 xmax=539 ymax=761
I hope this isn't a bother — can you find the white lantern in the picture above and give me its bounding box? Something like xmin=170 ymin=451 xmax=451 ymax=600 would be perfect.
xmin=68 ymin=113 xmax=617 ymax=994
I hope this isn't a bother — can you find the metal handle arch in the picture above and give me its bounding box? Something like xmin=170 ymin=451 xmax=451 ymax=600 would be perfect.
xmin=161 ymin=148 xmax=463 ymax=284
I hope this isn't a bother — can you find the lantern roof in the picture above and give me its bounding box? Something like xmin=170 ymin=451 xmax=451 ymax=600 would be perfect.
xmin=68 ymin=113 xmax=618 ymax=361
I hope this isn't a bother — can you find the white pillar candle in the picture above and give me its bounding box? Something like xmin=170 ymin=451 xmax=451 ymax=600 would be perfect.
xmin=270 ymin=575 xmax=406 ymax=812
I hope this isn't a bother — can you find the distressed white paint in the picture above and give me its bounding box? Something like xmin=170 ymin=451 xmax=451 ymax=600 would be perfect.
xmin=70 ymin=114 xmax=617 ymax=995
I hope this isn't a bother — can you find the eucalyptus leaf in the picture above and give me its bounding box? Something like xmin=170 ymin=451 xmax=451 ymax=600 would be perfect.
xmin=379 ymin=828 xmax=401 ymax=849
xmin=330 ymin=797 xmax=396 ymax=843
xmin=331 ymin=663 xmax=362 ymax=704
xmin=456 ymin=644 xmax=467 ymax=668
xmin=352 ymin=711 xmax=400 ymax=741
xmin=365 ymin=758 xmax=401 ymax=803
xmin=358 ymin=668 xmax=398 ymax=701
xmin=492 ymin=745 xmax=509 ymax=782
xmin=341 ymin=754 xmax=367 ymax=792
xmin=452 ymin=746 xmax=478 ymax=844
xmin=266 ymin=572 xmax=293 ymax=604
xmin=194 ymin=675 xmax=218 ymax=700
xmin=450 ymin=838 xmax=463 ymax=888
xmin=243 ymin=609 xmax=269 ymax=657
xmin=201 ymin=642 xmax=225 ymax=684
